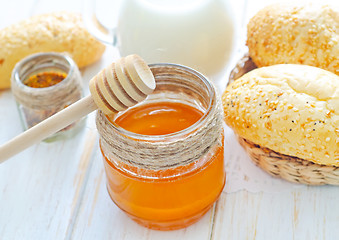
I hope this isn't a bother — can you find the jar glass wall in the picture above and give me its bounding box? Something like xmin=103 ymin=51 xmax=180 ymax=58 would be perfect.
xmin=96 ymin=63 xmax=225 ymax=230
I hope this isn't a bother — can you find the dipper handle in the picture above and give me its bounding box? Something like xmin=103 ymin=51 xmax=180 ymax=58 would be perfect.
xmin=0 ymin=55 xmax=155 ymax=163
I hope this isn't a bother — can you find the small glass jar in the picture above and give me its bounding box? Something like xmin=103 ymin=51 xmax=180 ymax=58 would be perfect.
xmin=96 ymin=63 xmax=225 ymax=230
xmin=11 ymin=52 xmax=84 ymax=142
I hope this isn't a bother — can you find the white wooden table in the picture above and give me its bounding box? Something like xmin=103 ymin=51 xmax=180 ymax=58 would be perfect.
xmin=1 ymin=0 xmax=339 ymax=239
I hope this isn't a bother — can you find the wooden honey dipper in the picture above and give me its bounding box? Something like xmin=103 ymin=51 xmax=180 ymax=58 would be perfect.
xmin=0 ymin=54 xmax=155 ymax=163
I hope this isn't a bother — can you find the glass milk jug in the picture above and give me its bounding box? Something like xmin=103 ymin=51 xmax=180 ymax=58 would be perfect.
xmin=84 ymin=0 xmax=235 ymax=79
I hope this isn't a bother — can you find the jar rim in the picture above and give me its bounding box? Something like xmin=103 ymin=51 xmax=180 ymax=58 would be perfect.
xmin=103 ymin=63 xmax=217 ymax=142
xmin=12 ymin=52 xmax=76 ymax=92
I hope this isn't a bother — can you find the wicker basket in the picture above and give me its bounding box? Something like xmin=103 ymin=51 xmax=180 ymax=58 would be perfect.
xmin=228 ymin=54 xmax=339 ymax=185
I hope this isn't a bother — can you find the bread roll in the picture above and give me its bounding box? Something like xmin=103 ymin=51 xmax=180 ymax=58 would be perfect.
xmin=222 ymin=64 xmax=339 ymax=166
xmin=247 ymin=3 xmax=339 ymax=75
xmin=0 ymin=12 xmax=106 ymax=89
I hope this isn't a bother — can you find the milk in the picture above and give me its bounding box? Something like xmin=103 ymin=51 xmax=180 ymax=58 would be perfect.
xmin=116 ymin=0 xmax=235 ymax=79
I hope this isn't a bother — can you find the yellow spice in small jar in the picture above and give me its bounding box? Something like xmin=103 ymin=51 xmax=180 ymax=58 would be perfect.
xmin=24 ymin=71 xmax=67 ymax=88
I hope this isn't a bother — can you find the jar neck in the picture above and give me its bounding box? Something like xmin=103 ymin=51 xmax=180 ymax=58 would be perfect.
xmin=96 ymin=63 xmax=223 ymax=170
xmin=11 ymin=52 xmax=82 ymax=109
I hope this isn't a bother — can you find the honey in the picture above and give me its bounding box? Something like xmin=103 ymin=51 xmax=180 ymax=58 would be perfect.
xmin=96 ymin=63 xmax=225 ymax=230
xmin=113 ymin=102 xmax=203 ymax=135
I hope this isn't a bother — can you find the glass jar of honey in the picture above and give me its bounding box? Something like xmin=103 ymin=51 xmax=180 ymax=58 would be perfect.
xmin=96 ymin=63 xmax=225 ymax=230
xmin=11 ymin=52 xmax=84 ymax=142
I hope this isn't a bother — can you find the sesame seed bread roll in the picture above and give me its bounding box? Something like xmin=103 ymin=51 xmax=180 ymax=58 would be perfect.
xmin=247 ymin=3 xmax=339 ymax=76
xmin=0 ymin=12 xmax=106 ymax=89
xmin=222 ymin=64 xmax=339 ymax=167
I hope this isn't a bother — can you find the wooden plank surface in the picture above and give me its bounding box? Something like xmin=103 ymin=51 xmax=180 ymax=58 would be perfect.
xmin=212 ymin=186 xmax=339 ymax=240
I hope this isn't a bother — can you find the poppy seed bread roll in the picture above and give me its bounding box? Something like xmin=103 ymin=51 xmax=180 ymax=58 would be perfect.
xmin=247 ymin=3 xmax=339 ymax=76
xmin=222 ymin=64 xmax=339 ymax=166
xmin=0 ymin=11 xmax=106 ymax=89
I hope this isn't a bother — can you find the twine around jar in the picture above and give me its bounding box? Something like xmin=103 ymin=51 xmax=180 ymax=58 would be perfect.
xmin=96 ymin=63 xmax=224 ymax=170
